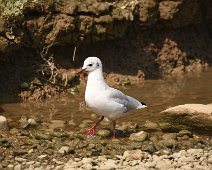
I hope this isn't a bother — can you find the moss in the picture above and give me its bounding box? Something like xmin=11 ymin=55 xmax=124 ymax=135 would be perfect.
xmin=0 ymin=0 xmax=28 ymax=17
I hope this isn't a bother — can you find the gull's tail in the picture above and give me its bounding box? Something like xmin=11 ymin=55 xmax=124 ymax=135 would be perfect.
xmin=138 ymin=101 xmax=147 ymax=109
xmin=127 ymin=96 xmax=147 ymax=110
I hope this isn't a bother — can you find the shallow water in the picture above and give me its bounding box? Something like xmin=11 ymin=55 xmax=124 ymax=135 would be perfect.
xmin=1 ymin=68 xmax=212 ymax=133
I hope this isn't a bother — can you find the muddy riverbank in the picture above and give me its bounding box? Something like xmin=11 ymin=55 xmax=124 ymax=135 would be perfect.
xmin=0 ymin=0 xmax=212 ymax=101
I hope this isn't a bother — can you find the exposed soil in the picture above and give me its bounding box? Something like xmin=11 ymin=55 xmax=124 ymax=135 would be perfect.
xmin=0 ymin=0 xmax=212 ymax=101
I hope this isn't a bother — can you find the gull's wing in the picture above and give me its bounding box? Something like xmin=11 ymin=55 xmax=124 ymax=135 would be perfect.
xmin=107 ymin=87 xmax=145 ymax=112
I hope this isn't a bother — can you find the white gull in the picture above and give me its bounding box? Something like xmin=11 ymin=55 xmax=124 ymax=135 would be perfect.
xmin=79 ymin=57 xmax=147 ymax=138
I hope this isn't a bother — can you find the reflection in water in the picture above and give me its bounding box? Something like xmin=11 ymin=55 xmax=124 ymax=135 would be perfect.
xmin=1 ymin=68 xmax=212 ymax=130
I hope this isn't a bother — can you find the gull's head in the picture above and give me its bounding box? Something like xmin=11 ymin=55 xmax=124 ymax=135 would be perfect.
xmin=81 ymin=57 xmax=102 ymax=74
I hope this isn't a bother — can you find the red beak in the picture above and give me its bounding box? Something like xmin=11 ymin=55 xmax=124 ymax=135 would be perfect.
xmin=77 ymin=68 xmax=86 ymax=75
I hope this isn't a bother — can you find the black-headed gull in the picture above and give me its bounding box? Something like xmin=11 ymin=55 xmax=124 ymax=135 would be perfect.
xmin=79 ymin=57 xmax=147 ymax=138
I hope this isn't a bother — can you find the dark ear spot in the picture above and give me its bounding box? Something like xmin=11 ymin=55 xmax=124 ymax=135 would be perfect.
xmin=97 ymin=62 xmax=99 ymax=67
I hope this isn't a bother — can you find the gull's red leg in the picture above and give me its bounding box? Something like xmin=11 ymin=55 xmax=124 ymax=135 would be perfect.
xmin=86 ymin=116 xmax=104 ymax=136
xmin=112 ymin=120 xmax=116 ymax=139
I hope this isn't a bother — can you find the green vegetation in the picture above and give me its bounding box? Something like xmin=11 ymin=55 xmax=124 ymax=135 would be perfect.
xmin=0 ymin=0 xmax=28 ymax=17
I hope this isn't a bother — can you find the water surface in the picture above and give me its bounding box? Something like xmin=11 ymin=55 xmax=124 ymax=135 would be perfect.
xmin=1 ymin=68 xmax=212 ymax=132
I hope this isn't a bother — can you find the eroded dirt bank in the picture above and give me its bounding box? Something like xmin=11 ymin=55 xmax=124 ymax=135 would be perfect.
xmin=0 ymin=0 xmax=212 ymax=101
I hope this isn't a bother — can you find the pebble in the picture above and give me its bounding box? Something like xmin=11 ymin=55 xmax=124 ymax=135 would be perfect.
xmin=2 ymin=145 xmax=212 ymax=170
xmin=123 ymin=150 xmax=144 ymax=161
xmin=34 ymin=162 xmax=41 ymax=167
xmin=81 ymin=158 xmax=93 ymax=164
xmin=155 ymin=159 xmax=173 ymax=169
xmin=208 ymin=157 xmax=212 ymax=164
xmin=58 ymin=146 xmax=71 ymax=154
xmin=62 ymin=148 xmax=212 ymax=170
xmin=8 ymin=164 xmax=14 ymax=169
xmin=15 ymin=157 xmax=27 ymax=162
xmin=162 ymin=133 xmax=177 ymax=140
xmin=37 ymin=155 xmax=48 ymax=160
xmin=52 ymin=159 xmax=64 ymax=165
xmin=14 ymin=164 xmax=22 ymax=170
xmin=158 ymin=139 xmax=177 ymax=148
xmin=0 ymin=115 xmax=8 ymax=130
xmin=13 ymin=149 xmax=28 ymax=156
xmin=143 ymin=120 xmax=159 ymax=130
xmin=97 ymin=129 xmax=111 ymax=138
xmin=28 ymin=148 xmax=34 ymax=154
xmin=177 ymin=130 xmax=193 ymax=137
xmin=129 ymin=131 xmax=148 ymax=142
xmin=25 ymin=161 xmax=35 ymax=165
xmin=187 ymin=148 xmax=203 ymax=155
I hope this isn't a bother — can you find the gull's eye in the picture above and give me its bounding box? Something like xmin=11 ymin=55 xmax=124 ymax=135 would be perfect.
xmin=88 ymin=63 xmax=93 ymax=67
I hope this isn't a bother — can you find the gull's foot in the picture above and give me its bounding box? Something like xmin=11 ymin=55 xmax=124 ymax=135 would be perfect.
xmin=85 ymin=127 xmax=96 ymax=136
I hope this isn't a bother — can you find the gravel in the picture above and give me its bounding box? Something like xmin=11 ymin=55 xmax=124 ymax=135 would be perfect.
xmin=3 ymin=148 xmax=210 ymax=170
xmin=0 ymin=116 xmax=211 ymax=170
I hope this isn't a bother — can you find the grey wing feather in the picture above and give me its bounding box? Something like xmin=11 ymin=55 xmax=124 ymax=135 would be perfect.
xmin=126 ymin=95 xmax=144 ymax=110
xmin=108 ymin=88 xmax=144 ymax=112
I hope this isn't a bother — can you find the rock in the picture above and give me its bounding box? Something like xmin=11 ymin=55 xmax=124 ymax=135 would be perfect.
xmin=157 ymin=139 xmax=177 ymax=148
xmin=129 ymin=131 xmax=148 ymax=142
xmin=142 ymin=142 xmax=156 ymax=153
xmin=155 ymin=139 xmax=177 ymax=150
xmin=14 ymin=164 xmax=22 ymax=170
xmin=152 ymin=154 xmax=162 ymax=162
xmin=15 ymin=157 xmax=27 ymax=162
xmin=144 ymin=161 xmax=156 ymax=168
xmin=187 ymin=148 xmax=203 ymax=156
xmin=0 ymin=115 xmax=8 ymax=130
xmin=90 ymin=113 xmax=98 ymax=120
xmin=123 ymin=150 xmax=144 ymax=161
xmin=28 ymin=149 xmax=33 ymax=154
xmin=160 ymin=122 xmax=191 ymax=132
xmin=97 ymin=129 xmax=111 ymax=138
xmin=81 ymin=157 xmax=92 ymax=164
xmin=177 ymin=130 xmax=193 ymax=137
xmin=117 ymin=122 xmax=139 ymax=131
xmin=160 ymin=104 xmax=212 ymax=132
xmin=25 ymin=161 xmax=35 ymax=165
xmin=37 ymin=154 xmax=48 ymax=160
xmin=143 ymin=120 xmax=159 ymax=131
xmin=34 ymin=162 xmax=41 ymax=167
xmin=102 ymin=159 xmax=117 ymax=169
xmin=58 ymin=146 xmax=69 ymax=154
xmin=181 ymin=164 xmax=193 ymax=170
xmin=162 ymin=133 xmax=177 ymax=140
xmin=52 ymin=159 xmax=64 ymax=165
xmin=58 ymin=146 xmax=74 ymax=155
xmin=155 ymin=159 xmax=173 ymax=169
xmin=35 ymin=133 xmax=52 ymax=140
xmin=207 ymin=157 xmax=212 ymax=164
xmin=22 ymin=118 xmax=37 ymax=128
xmin=13 ymin=149 xmax=28 ymax=156
xmin=8 ymin=164 xmax=14 ymax=169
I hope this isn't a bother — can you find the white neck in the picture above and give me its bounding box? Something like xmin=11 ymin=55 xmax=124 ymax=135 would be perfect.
xmin=86 ymin=68 xmax=108 ymax=91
